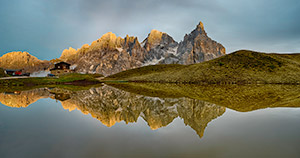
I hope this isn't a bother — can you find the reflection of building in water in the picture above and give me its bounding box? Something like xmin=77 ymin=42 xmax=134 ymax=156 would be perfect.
xmin=52 ymin=93 xmax=71 ymax=101
xmin=0 ymin=86 xmax=225 ymax=138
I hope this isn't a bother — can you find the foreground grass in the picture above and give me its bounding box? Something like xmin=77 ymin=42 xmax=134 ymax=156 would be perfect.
xmin=105 ymin=50 xmax=300 ymax=84
xmin=107 ymin=82 xmax=300 ymax=112
xmin=0 ymin=68 xmax=8 ymax=77
xmin=0 ymin=73 xmax=103 ymax=92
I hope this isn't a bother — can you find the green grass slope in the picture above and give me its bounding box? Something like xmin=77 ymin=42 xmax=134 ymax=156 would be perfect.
xmin=105 ymin=50 xmax=300 ymax=84
xmin=0 ymin=73 xmax=102 ymax=92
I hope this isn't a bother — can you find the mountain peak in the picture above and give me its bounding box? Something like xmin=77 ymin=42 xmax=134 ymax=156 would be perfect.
xmin=100 ymin=32 xmax=118 ymax=41
xmin=60 ymin=47 xmax=77 ymax=60
xmin=148 ymin=29 xmax=163 ymax=41
xmin=150 ymin=29 xmax=163 ymax=34
xmin=0 ymin=51 xmax=50 ymax=72
xmin=197 ymin=21 xmax=205 ymax=30
xmin=191 ymin=21 xmax=206 ymax=36
xmin=1 ymin=51 xmax=37 ymax=60
xmin=143 ymin=29 xmax=164 ymax=51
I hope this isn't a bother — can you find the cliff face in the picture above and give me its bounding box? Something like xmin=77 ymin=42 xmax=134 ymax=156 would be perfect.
xmin=142 ymin=30 xmax=179 ymax=65
xmin=59 ymin=21 xmax=225 ymax=76
xmin=143 ymin=22 xmax=226 ymax=65
xmin=58 ymin=32 xmax=146 ymax=76
xmin=0 ymin=51 xmax=51 ymax=73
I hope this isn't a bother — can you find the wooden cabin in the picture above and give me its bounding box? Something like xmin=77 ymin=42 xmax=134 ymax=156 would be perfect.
xmin=50 ymin=62 xmax=73 ymax=76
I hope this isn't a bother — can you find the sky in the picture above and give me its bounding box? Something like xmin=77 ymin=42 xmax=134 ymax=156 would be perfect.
xmin=0 ymin=0 xmax=300 ymax=60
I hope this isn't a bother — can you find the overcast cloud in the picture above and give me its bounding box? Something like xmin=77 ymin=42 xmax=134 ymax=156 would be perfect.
xmin=0 ymin=0 xmax=299 ymax=60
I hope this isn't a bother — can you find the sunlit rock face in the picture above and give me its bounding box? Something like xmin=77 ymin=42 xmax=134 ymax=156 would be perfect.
xmin=0 ymin=51 xmax=51 ymax=73
xmin=60 ymin=47 xmax=77 ymax=61
xmin=59 ymin=32 xmax=146 ymax=76
xmin=0 ymin=88 xmax=51 ymax=108
xmin=59 ymin=21 xmax=225 ymax=76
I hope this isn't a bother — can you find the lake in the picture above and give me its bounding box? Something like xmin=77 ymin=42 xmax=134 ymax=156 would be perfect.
xmin=0 ymin=84 xmax=300 ymax=158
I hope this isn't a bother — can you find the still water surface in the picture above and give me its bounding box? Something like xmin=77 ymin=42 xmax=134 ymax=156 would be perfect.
xmin=0 ymin=84 xmax=299 ymax=158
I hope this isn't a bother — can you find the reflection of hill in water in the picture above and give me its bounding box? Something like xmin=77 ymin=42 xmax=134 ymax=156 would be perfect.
xmin=0 ymin=85 xmax=225 ymax=138
xmin=108 ymin=83 xmax=300 ymax=112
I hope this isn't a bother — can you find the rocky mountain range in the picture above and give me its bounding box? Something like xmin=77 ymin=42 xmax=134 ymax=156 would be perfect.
xmin=0 ymin=21 xmax=225 ymax=76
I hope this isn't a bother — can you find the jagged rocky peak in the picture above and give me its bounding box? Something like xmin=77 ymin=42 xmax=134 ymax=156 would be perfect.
xmin=195 ymin=21 xmax=206 ymax=34
xmin=89 ymin=32 xmax=120 ymax=51
xmin=57 ymin=21 xmax=225 ymax=75
xmin=88 ymin=32 xmax=143 ymax=52
xmin=144 ymin=29 xmax=163 ymax=50
xmin=143 ymin=29 xmax=177 ymax=51
xmin=123 ymin=35 xmax=141 ymax=49
xmin=187 ymin=21 xmax=208 ymax=39
xmin=176 ymin=21 xmax=226 ymax=65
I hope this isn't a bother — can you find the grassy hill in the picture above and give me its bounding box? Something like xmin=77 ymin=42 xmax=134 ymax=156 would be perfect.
xmin=105 ymin=50 xmax=300 ymax=84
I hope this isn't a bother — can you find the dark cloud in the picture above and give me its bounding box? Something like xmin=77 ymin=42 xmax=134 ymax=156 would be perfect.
xmin=0 ymin=0 xmax=299 ymax=60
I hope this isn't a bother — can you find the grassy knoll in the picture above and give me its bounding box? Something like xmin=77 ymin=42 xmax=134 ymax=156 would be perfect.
xmin=105 ymin=50 xmax=300 ymax=84
xmin=107 ymin=82 xmax=300 ymax=112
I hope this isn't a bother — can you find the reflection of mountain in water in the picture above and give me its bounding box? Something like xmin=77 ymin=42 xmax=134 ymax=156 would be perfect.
xmin=0 ymin=85 xmax=225 ymax=138
xmin=0 ymin=88 xmax=51 ymax=108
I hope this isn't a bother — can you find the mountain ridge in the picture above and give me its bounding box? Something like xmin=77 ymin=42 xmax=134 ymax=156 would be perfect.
xmin=58 ymin=21 xmax=225 ymax=76
xmin=0 ymin=21 xmax=225 ymax=76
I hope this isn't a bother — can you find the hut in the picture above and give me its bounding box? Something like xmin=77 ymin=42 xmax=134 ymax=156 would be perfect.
xmin=50 ymin=62 xmax=73 ymax=75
